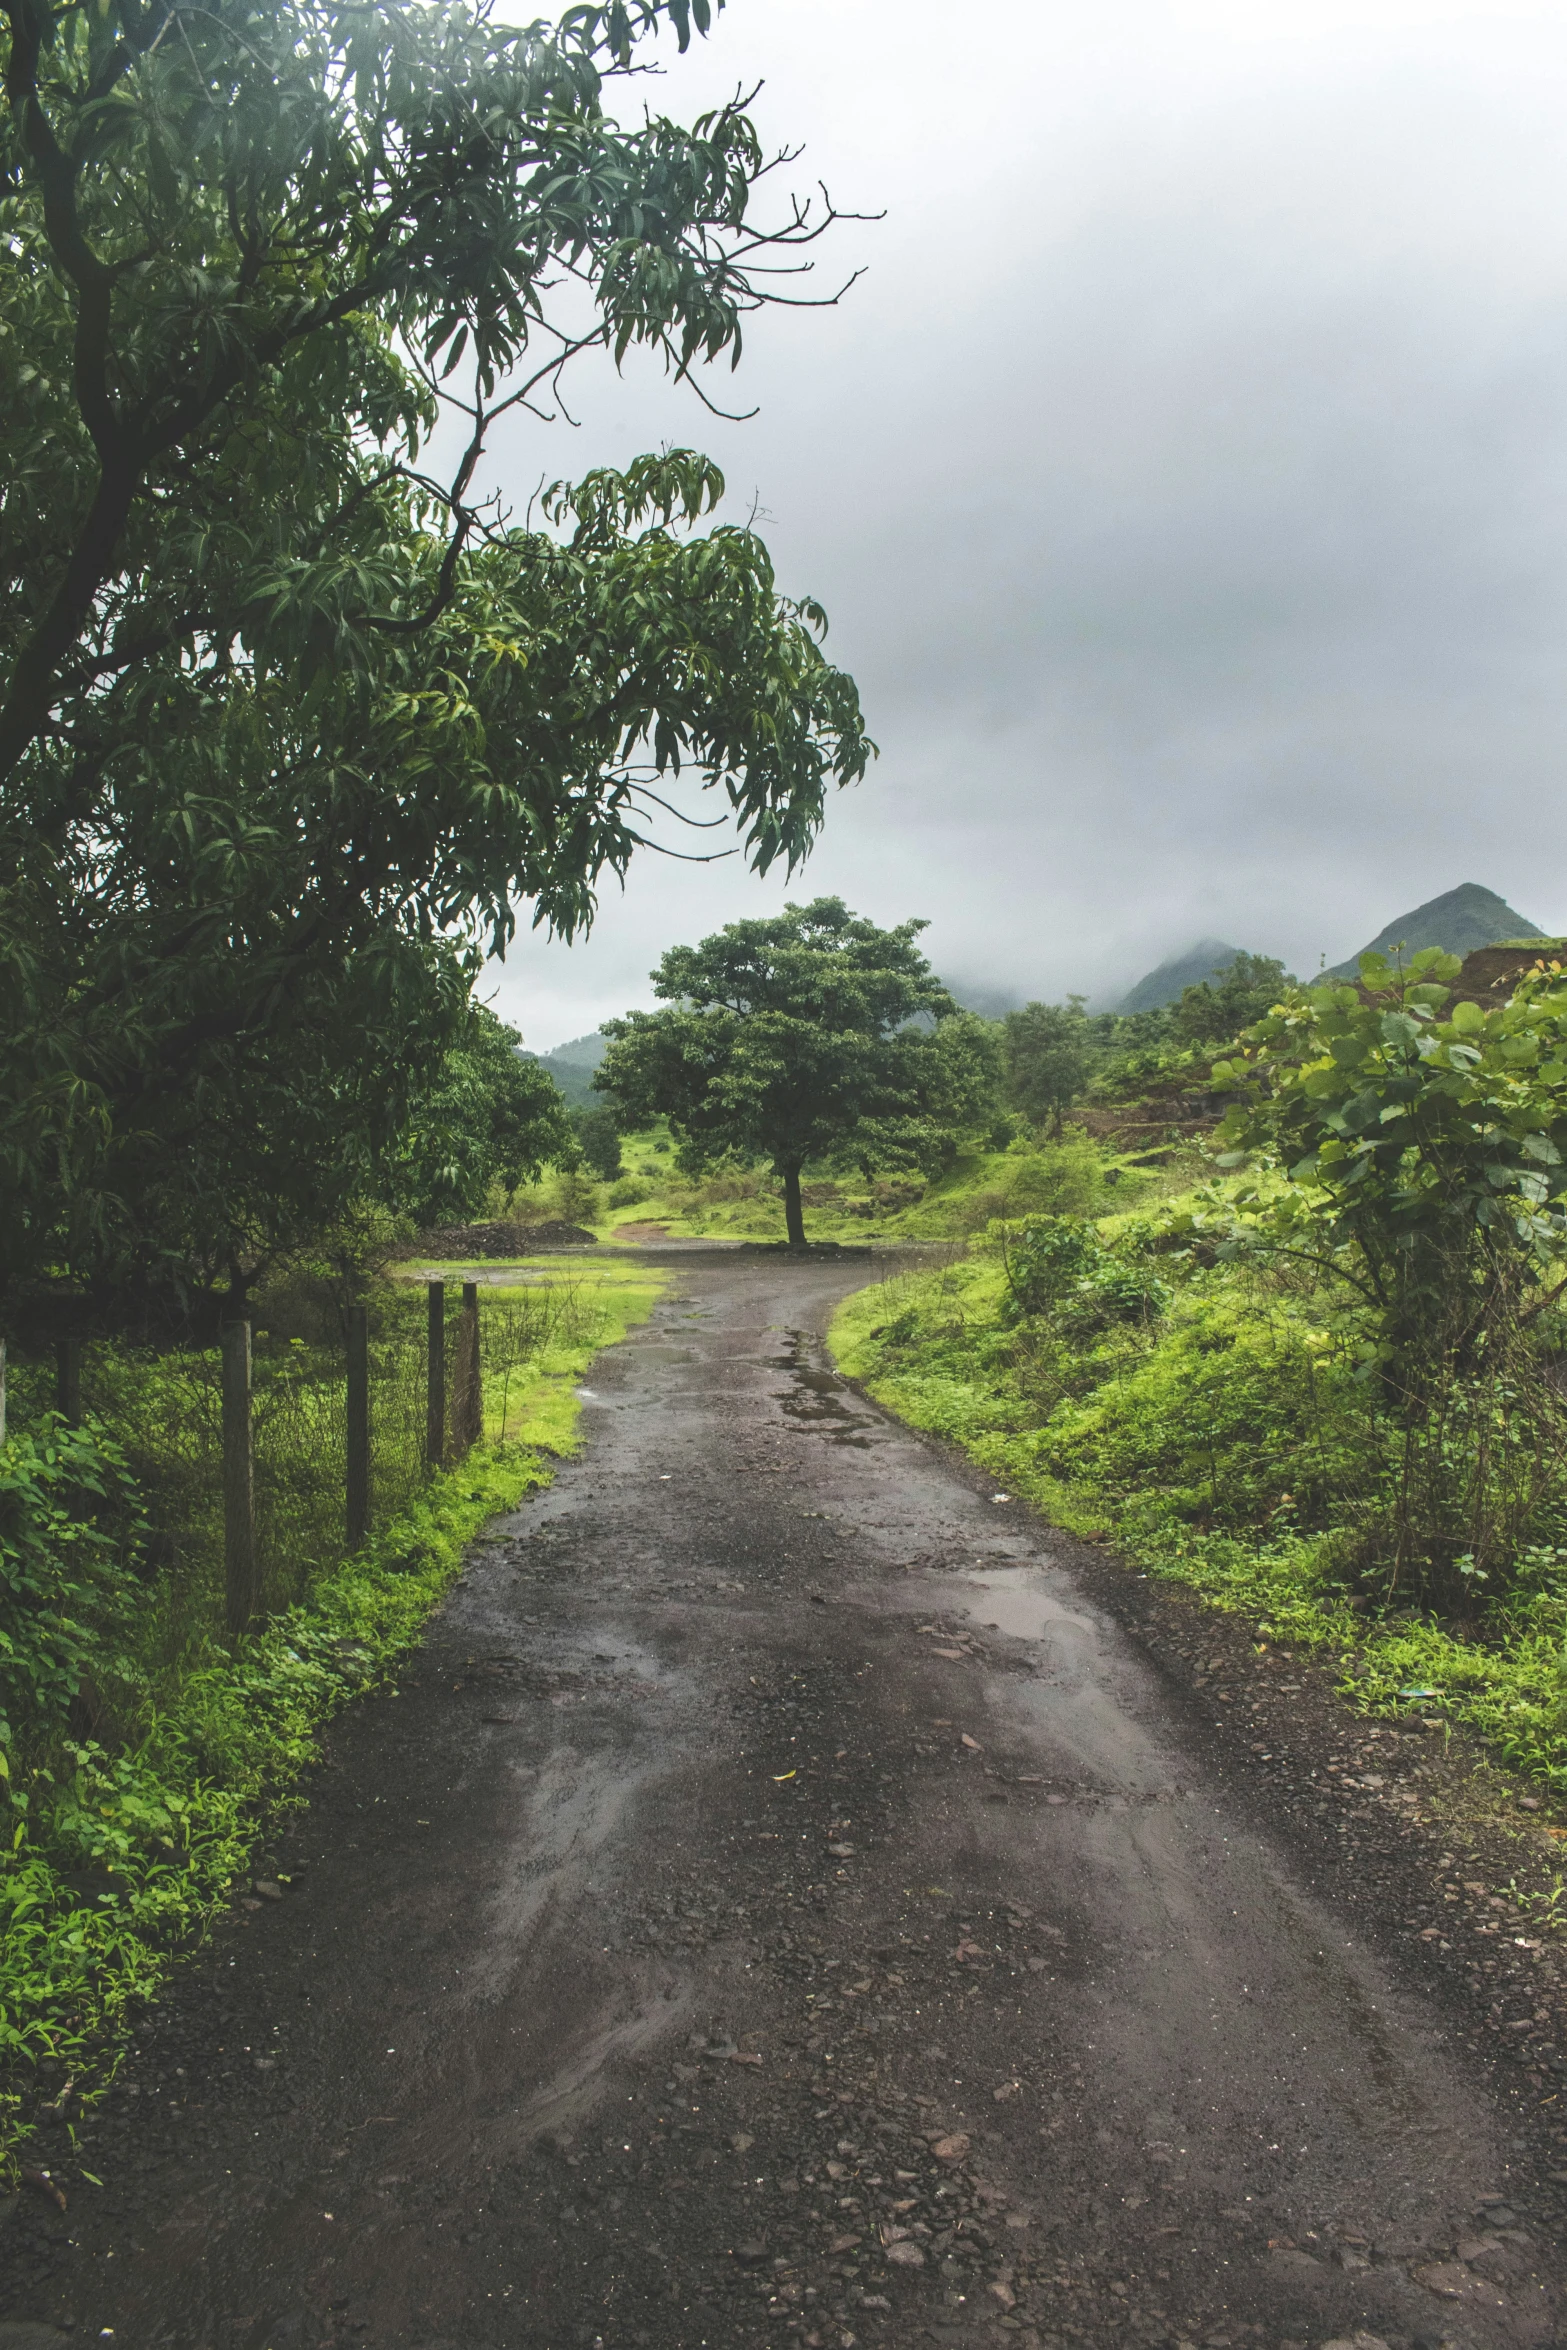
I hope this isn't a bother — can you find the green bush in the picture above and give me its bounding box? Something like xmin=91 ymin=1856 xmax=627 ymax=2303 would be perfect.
xmin=0 ymin=1424 xmax=144 ymax=1764
xmin=607 ymin=1174 xmax=656 ymax=1209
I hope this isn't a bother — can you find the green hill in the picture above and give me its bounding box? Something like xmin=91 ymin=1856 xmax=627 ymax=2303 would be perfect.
xmin=527 ymin=1030 xmax=607 ymax=1109
xmin=1117 ymin=938 xmax=1247 ymax=1015
xmin=1324 ymin=883 xmax=1544 ymax=980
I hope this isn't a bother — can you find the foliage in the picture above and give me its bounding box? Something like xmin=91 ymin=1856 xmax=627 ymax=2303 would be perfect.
xmin=0 ymin=1423 xmax=143 ymax=1761
xmin=382 ymin=1006 xmax=574 ymax=1231
xmin=1203 ymin=948 xmax=1567 ymax=1608
xmin=0 ymin=0 xmax=872 ymax=1319
xmin=998 ymin=1215 xmax=1169 ymax=1333
xmin=597 ymin=899 xmax=985 ymax=1244
xmin=1003 ymin=998 xmax=1094 ymax=1133
xmin=1171 ymin=952 xmax=1293 ymax=1046
xmin=571 ymin=1107 xmax=625 ymax=1182
xmin=1213 ymin=950 xmax=1567 ymax=1369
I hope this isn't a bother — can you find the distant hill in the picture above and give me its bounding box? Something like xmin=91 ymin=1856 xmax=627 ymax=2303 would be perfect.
xmin=527 ymin=1030 xmax=607 ymax=1109
xmin=1324 ymin=883 xmax=1545 ymax=980
xmin=1117 ymin=939 xmax=1248 ymax=1016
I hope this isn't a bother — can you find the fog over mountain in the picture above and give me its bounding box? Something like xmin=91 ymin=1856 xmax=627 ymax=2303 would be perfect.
xmin=476 ymin=0 xmax=1567 ymax=1050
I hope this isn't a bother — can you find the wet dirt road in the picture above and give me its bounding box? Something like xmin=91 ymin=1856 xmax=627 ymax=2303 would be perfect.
xmin=9 ymin=1252 xmax=1567 ymax=2350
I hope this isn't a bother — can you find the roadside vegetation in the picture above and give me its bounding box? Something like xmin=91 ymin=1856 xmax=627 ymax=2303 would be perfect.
xmin=0 ymin=1257 xmax=661 ymax=2169
xmin=830 ymin=946 xmax=1567 ymax=1795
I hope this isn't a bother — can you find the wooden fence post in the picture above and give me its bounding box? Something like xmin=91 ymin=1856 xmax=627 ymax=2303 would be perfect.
xmin=426 ymin=1281 xmax=446 ymax=1471
xmin=451 ymin=1281 xmax=482 ymax=1457
xmin=221 ymin=1320 xmax=257 ymax=1636
xmin=56 ymin=1337 xmax=82 ymax=1425
xmin=346 ymin=1304 xmax=370 ymax=1547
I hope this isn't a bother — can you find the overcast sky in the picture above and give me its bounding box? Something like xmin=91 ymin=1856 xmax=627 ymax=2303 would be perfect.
xmin=479 ymin=0 xmax=1567 ymax=1048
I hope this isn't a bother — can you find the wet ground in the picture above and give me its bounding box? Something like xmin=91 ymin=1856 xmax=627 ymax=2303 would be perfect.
xmin=5 ymin=1251 xmax=1567 ymax=2350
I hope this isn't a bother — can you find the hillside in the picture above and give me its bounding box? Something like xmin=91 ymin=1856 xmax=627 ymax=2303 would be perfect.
xmin=528 ymin=1030 xmax=607 ymax=1108
xmin=1117 ymin=937 xmax=1246 ymax=1014
xmin=1324 ymin=881 xmax=1543 ymax=979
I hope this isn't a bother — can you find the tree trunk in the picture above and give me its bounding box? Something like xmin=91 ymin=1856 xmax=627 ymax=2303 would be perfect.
xmin=782 ymin=1164 xmax=806 ymax=1249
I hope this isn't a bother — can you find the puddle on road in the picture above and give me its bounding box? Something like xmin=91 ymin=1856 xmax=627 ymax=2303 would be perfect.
xmin=769 ymin=1329 xmax=878 ymax=1449
xmin=958 ymin=1565 xmax=1095 ymax=1642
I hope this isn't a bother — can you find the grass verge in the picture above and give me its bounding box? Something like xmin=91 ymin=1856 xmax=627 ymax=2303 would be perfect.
xmin=828 ymin=1254 xmax=1567 ymax=1797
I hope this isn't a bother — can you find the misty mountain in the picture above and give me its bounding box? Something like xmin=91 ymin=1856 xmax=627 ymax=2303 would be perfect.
xmin=526 ymin=1030 xmax=607 ymax=1108
xmin=1116 ymin=939 xmax=1249 ymax=1015
xmin=1323 ymin=882 xmax=1544 ymax=980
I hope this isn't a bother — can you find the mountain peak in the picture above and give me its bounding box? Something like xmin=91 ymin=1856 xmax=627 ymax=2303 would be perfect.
xmin=1324 ymin=883 xmax=1544 ymax=979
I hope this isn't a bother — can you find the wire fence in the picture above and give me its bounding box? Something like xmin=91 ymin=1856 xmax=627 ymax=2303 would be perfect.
xmin=7 ymin=1285 xmax=484 ymax=1636
xmin=6 ymin=1267 xmax=624 ymax=1643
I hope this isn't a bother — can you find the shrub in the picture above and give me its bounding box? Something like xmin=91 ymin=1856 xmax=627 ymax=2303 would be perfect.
xmin=607 ymin=1175 xmax=655 ymax=1209
xmin=0 ymin=1425 xmax=145 ymax=1766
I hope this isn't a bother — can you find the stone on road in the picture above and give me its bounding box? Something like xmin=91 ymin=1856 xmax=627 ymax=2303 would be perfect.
xmin=8 ymin=1254 xmax=1561 ymax=2349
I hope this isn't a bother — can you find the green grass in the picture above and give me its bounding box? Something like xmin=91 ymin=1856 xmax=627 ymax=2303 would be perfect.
xmin=506 ymin=1124 xmax=1195 ymax=1247
xmin=828 ymin=1246 xmax=1567 ymax=1796
xmin=0 ymin=1257 xmax=663 ymax=2174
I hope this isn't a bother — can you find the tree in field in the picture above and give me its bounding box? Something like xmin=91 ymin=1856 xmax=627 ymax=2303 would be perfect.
xmin=0 ymin=0 xmax=872 ymax=1321
xmin=595 ymin=900 xmax=971 ymax=1245
xmin=570 ymin=1108 xmax=625 ymax=1183
xmin=1002 ymin=998 xmax=1094 ymax=1135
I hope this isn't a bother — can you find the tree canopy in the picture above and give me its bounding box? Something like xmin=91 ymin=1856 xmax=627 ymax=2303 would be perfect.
xmin=0 ymin=0 xmax=872 ymax=1319
xmin=381 ymin=1005 xmax=574 ymax=1233
xmin=595 ymin=898 xmax=987 ymax=1244
xmin=1002 ymin=998 xmax=1093 ymax=1134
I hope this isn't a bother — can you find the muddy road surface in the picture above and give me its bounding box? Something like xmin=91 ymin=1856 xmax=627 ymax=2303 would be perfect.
xmin=6 ymin=1252 xmax=1565 ymax=2350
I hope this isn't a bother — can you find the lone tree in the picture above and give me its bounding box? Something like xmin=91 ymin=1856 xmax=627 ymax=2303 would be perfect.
xmin=1002 ymin=998 xmax=1094 ymax=1135
xmin=0 ymin=0 xmax=871 ymax=1321
xmin=596 ymin=899 xmax=977 ymax=1246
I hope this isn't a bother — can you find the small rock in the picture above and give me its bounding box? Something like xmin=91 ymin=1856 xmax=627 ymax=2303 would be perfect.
xmin=961 ymin=1735 xmax=983 ymax=1753
xmin=239 ymin=1896 xmax=263 ymax=1911
xmin=1268 ymin=2248 xmax=1320 ymax=2272
xmin=989 ymin=2281 xmax=1016 ymax=2309
xmin=929 ymin=2133 xmax=970 ymax=2164
xmin=1320 ymin=2337 xmax=1391 ymax=2350
xmin=0 ymin=2326 xmax=75 ymax=2349
xmin=1412 ymin=2262 xmax=1475 ymax=2300
xmin=252 ymin=1880 xmax=283 ymax=1901
xmin=731 ymin=2132 xmax=755 ymax=2154
xmin=827 ymin=1844 xmax=856 ymax=1859
xmin=884 ymin=2240 xmax=925 ymax=2267
xmin=1455 ymin=2234 xmax=1501 ymax=2263
xmin=734 ymin=2239 xmax=769 ymax=2265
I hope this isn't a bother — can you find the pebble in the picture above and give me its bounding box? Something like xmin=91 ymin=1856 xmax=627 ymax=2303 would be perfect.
xmin=884 ymin=2240 xmax=924 ymax=2267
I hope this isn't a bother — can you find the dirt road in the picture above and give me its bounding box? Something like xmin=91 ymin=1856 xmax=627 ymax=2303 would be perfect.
xmin=6 ymin=1252 xmax=1566 ymax=2350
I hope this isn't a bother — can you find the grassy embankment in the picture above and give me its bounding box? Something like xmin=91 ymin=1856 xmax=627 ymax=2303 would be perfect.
xmin=828 ymin=1209 xmax=1567 ymax=1795
xmin=1 ymin=1258 xmax=662 ymax=2170
xmin=513 ymin=1122 xmax=1164 ymax=1246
